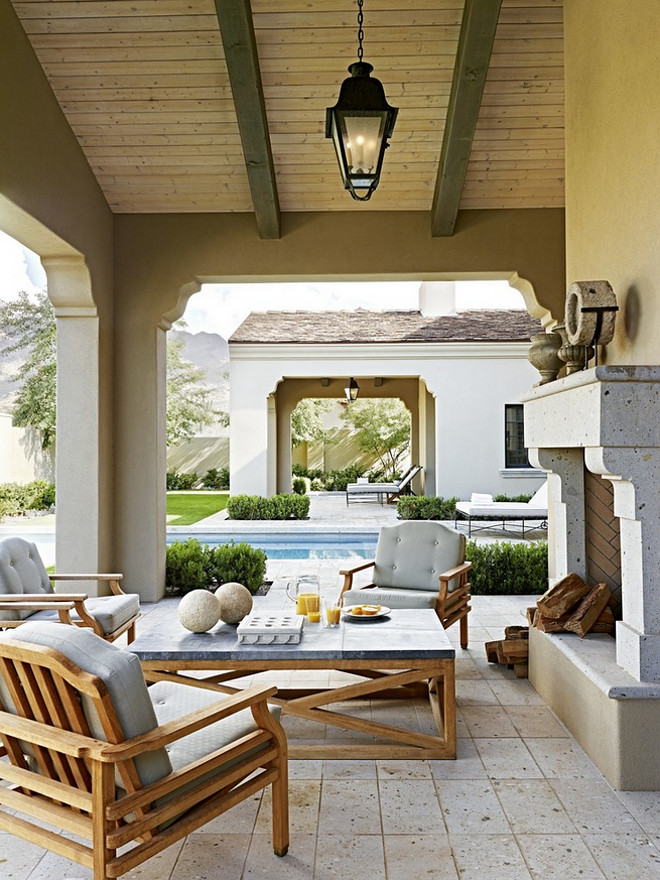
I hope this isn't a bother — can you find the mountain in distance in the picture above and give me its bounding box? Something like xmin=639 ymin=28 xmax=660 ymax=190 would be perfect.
xmin=170 ymin=329 xmax=230 ymax=433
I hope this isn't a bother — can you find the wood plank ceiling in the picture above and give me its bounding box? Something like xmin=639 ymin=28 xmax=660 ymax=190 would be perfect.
xmin=11 ymin=0 xmax=564 ymax=235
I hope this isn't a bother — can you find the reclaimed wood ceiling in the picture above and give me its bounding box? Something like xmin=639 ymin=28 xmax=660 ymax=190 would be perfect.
xmin=11 ymin=0 xmax=564 ymax=233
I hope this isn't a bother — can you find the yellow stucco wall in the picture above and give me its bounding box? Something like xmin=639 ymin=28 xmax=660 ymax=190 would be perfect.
xmin=565 ymin=1 xmax=660 ymax=364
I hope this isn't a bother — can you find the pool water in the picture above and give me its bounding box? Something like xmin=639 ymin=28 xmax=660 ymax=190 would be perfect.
xmin=166 ymin=532 xmax=378 ymax=560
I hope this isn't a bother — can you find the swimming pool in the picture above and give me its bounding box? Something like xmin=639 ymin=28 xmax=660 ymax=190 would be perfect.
xmin=166 ymin=531 xmax=379 ymax=560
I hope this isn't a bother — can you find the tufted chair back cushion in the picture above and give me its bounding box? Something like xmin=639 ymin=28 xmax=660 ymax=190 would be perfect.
xmin=0 ymin=622 xmax=172 ymax=788
xmin=0 ymin=538 xmax=53 ymax=622
xmin=373 ymin=521 xmax=465 ymax=593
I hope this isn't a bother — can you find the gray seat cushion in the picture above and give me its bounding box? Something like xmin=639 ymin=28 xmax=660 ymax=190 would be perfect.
xmin=29 ymin=592 xmax=140 ymax=635
xmin=0 ymin=537 xmax=53 ymax=621
xmin=342 ymin=587 xmax=436 ymax=609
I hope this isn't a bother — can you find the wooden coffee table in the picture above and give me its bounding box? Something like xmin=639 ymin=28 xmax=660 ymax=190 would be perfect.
xmin=130 ymin=606 xmax=456 ymax=760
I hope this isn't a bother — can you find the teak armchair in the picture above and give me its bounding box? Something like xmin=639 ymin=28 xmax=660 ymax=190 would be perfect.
xmin=0 ymin=536 xmax=140 ymax=643
xmin=0 ymin=622 xmax=289 ymax=879
xmin=339 ymin=520 xmax=472 ymax=648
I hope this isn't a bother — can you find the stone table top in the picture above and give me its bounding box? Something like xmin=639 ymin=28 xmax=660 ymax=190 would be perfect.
xmin=129 ymin=605 xmax=455 ymax=664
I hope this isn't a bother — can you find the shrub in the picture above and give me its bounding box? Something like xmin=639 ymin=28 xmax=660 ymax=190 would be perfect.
xmin=226 ymin=493 xmax=310 ymax=520
xmin=493 ymin=493 xmax=532 ymax=503
xmin=323 ymin=466 xmax=365 ymax=492
xmin=202 ymin=467 xmax=230 ymax=490
xmin=397 ymin=495 xmax=458 ymax=520
xmin=465 ymin=540 xmax=548 ymax=595
xmin=292 ymin=477 xmax=307 ymax=495
xmin=310 ymin=478 xmax=323 ymax=491
xmin=166 ymin=470 xmax=199 ymax=490
xmin=165 ymin=538 xmax=268 ymax=595
xmin=208 ymin=542 xmax=267 ymax=595
xmin=0 ymin=481 xmax=56 ymax=518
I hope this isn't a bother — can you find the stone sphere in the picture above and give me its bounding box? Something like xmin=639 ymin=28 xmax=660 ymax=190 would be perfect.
xmin=215 ymin=582 xmax=253 ymax=624
xmin=178 ymin=589 xmax=221 ymax=633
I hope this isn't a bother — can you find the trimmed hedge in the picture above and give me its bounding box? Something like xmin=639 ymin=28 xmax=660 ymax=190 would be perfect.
xmin=466 ymin=540 xmax=548 ymax=595
xmin=166 ymin=470 xmax=198 ymax=490
xmin=165 ymin=538 xmax=267 ymax=596
xmin=397 ymin=495 xmax=458 ymax=520
xmin=202 ymin=467 xmax=230 ymax=490
xmin=226 ymin=493 xmax=310 ymax=520
xmin=0 ymin=480 xmax=56 ymax=518
xmin=292 ymin=477 xmax=307 ymax=495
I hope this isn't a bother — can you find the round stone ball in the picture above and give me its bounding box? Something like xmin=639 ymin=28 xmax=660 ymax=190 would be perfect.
xmin=178 ymin=589 xmax=221 ymax=633
xmin=215 ymin=581 xmax=253 ymax=624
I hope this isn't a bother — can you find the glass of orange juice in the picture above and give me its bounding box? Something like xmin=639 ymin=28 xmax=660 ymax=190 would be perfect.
xmin=325 ymin=603 xmax=341 ymax=626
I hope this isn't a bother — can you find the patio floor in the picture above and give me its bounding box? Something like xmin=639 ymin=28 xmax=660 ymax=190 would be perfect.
xmin=3 ymin=497 xmax=660 ymax=879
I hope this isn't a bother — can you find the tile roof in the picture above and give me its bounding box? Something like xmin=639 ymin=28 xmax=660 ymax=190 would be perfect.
xmin=229 ymin=309 xmax=543 ymax=344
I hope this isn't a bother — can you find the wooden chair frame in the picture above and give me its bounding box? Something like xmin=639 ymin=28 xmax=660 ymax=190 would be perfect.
xmin=0 ymin=637 xmax=289 ymax=879
xmin=0 ymin=573 xmax=139 ymax=643
xmin=339 ymin=558 xmax=472 ymax=648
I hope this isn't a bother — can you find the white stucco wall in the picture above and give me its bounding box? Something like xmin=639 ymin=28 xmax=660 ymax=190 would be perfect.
xmin=0 ymin=413 xmax=55 ymax=483
xmin=229 ymin=339 xmax=544 ymax=500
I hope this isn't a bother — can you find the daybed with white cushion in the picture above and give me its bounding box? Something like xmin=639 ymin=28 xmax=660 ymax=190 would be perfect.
xmin=454 ymin=481 xmax=548 ymax=538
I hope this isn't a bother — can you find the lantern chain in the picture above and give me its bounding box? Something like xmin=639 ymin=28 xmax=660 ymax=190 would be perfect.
xmin=357 ymin=0 xmax=364 ymax=62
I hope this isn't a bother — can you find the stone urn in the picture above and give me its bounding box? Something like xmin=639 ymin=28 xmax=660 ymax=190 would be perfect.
xmin=528 ymin=331 xmax=563 ymax=385
xmin=554 ymin=322 xmax=594 ymax=375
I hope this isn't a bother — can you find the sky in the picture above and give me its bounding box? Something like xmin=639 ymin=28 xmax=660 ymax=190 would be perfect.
xmin=0 ymin=230 xmax=525 ymax=338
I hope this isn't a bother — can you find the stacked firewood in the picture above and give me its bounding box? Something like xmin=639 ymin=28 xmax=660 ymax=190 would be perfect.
xmin=485 ymin=626 xmax=530 ymax=678
xmin=527 ymin=572 xmax=616 ymax=637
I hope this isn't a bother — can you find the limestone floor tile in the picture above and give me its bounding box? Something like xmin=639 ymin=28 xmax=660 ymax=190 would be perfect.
xmin=449 ymin=833 xmax=533 ymax=880
xmin=377 ymin=759 xmax=432 ymax=780
xmin=201 ymin=791 xmax=261 ymax=833
xmin=173 ymin=832 xmax=251 ymax=880
xmin=488 ymin=677 xmax=545 ymax=706
xmin=379 ymin=779 xmax=445 ymax=835
xmin=314 ymin=833 xmax=386 ymax=880
xmin=24 ymin=840 xmax=184 ymax=880
xmin=455 ymin=680 xmax=499 ymax=706
xmin=584 ymin=833 xmax=660 ymax=880
xmin=430 ymin=737 xmax=489 ymax=781
xmin=493 ymin=779 xmax=576 ymax=834
xmin=505 ymin=705 xmax=569 ymax=738
xmin=525 ymin=738 xmax=601 ymax=779
xmin=516 ymin=833 xmax=606 ymax=879
xmin=319 ymin=779 xmax=381 ymax=835
xmin=0 ymin=833 xmax=47 ymax=880
xmin=255 ymin=780 xmax=321 ymax=836
xmin=242 ymin=832 xmax=316 ymax=879
xmin=550 ymin=779 xmax=645 ymax=834
xmin=435 ymin=779 xmax=510 ymax=835
xmin=322 ymin=759 xmax=378 ymax=779
xmin=383 ymin=834 xmax=459 ymax=880
xmin=474 ymin=737 xmax=543 ymax=780
xmin=616 ymin=790 xmax=660 ymax=834
xmin=454 ymin=657 xmax=483 ymax=680
xmin=289 ymin=759 xmax=324 ymax=780
xmin=459 ymin=705 xmax=519 ymax=738
xmin=474 ymin=658 xmax=522 ymax=680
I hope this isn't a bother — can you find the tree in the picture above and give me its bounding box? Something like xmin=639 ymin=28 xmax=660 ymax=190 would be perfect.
xmin=340 ymin=398 xmax=411 ymax=480
xmin=290 ymin=398 xmax=332 ymax=447
xmin=165 ymin=334 xmax=219 ymax=446
xmin=0 ymin=291 xmax=56 ymax=449
xmin=0 ymin=295 xmax=220 ymax=449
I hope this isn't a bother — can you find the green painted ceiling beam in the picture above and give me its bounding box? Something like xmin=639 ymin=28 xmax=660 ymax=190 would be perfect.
xmin=214 ymin=0 xmax=280 ymax=239
xmin=431 ymin=0 xmax=503 ymax=237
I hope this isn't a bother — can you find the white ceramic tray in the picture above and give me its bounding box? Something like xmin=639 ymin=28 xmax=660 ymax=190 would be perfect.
xmin=236 ymin=613 xmax=305 ymax=644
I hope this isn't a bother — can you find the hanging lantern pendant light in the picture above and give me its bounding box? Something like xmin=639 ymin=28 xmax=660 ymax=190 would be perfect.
xmin=325 ymin=0 xmax=398 ymax=201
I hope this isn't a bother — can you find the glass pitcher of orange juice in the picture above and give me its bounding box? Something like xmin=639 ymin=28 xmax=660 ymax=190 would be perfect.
xmin=286 ymin=574 xmax=321 ymax=620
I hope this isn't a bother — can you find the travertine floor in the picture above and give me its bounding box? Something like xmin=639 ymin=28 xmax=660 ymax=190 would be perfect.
xmin=4 ymin=580 xmax=660 ymax=880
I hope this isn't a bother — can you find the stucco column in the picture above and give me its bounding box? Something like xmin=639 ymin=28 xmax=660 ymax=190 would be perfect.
xmin=229 ymin=364 xmax=273 ymax=496
xmin=586 ymin=446 xmax=660 ymax=681
xmin=529 ymin=447 xmax=586 ymax=583
xmin=43 ymin=255 xmax=113 ymax=594
xmin=276 ymin=396 xmax=294 ymax=494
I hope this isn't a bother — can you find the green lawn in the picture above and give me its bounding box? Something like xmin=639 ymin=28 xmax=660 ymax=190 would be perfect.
xmin=166 ymin=491 xmax=229 ymax=525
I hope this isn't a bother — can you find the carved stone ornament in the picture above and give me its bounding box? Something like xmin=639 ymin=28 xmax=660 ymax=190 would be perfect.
xmin=528 ymin=331 xmax=563 ymax=385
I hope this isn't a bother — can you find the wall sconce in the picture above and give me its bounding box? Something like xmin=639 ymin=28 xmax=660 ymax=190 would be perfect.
xmin=344 ymin=377 xmax=360 ymax=402
xmin=325 ymin=0 xmax=398 ymax=201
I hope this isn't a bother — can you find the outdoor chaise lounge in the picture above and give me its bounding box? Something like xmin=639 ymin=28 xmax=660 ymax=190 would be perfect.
xmin=0 ymin=622 xmax=289 ymax=878
xmin=345 ymin=464 xmax=422 ymax=506
xmin=0 ymin=536 xmax=140 ymax=643
xmin=339 ymin=520 xmax=472 ymax=648
xmin=454 ymin=481 xmax=548 ymax=538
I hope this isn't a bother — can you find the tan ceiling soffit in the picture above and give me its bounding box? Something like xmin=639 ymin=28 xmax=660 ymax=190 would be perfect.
xmin=214 ymin=0 xmax=280 ymax=239
xmin=431 ymin=0 xmax=503 ymax=238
